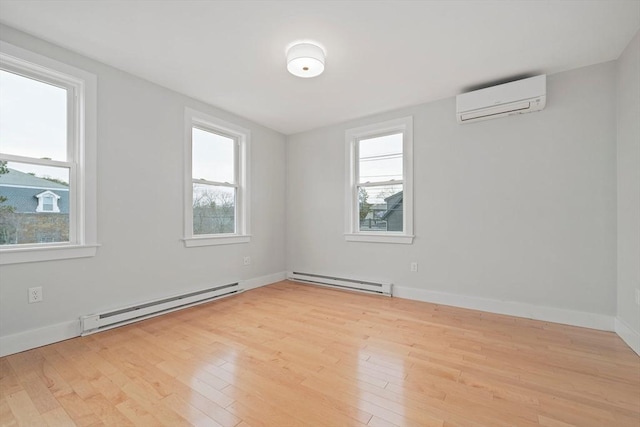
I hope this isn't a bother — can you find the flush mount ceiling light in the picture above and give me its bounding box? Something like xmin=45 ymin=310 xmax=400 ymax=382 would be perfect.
xmin=286 ymin=42 xmax=325 ymax=78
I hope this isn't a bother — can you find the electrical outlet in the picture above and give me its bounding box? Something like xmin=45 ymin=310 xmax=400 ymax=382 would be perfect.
xmin=28 ymin=287 xmax=43 ymax=304
xmin=410 ymin=262 xmax=418 ymax=272
xmin=636 ymin=289 xmax=640 ymax=306
xmin=243 ymin=256 xmax=251 ymax=266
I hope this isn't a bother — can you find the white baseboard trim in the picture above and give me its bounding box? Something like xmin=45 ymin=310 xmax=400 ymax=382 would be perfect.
xmin=241 ymin=271 xmax=287 ymax=291
xmin=0 ymin=320 xmax=80 ymax=357
xmin=615 ymin=317 xmax=640 ymax=355
xmin=0 ymin=271 xmax=286 ymax=357
xmin=393 ymin=286 xmax=615 ymax=332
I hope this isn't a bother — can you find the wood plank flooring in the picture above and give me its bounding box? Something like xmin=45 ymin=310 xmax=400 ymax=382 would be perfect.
xmin=1 ymin=280 xmax=639 ymax=426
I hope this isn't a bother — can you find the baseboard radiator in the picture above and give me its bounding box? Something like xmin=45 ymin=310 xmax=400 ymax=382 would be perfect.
xmin=80 ymin=283 xmax=243 ymax=335
xmin=288 ymin=272 xmax=392 ymax=296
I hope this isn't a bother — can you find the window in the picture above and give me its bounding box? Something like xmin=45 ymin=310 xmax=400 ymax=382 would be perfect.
xmin=183 ymin=108 xmax=250 ymax=247
xmin=345 ymin=116 xmax=413 ymax=244
xmin=43 ymin=196 xmax=54 ymax=212
xmin=36 ymin=191 xmax=61 ymax=213
xmin=0 ymin=42 xmax=97 ymax=264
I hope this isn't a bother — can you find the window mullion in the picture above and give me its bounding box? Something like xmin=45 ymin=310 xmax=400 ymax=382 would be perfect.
xmin=0 ymin=154 xmax=72 ymax=169
xmin=192 ymin=179 xmax=236 ymax=188
xmin=67 ymin=84 xmax=79 ymax=244
xmin=67 ymin=85 xmax=75 ymax=163
xmin=359 ymin=180 xmax=404 ymax=188
xmin=349 ymin=140 xmax=356 ymax=233
xmin=234 ymin=139 xmax=240 ymax=234
xmin=235 ymin=138 xmax=240 ymax=186
xmin=68 ymin=162 xmax=77 ymax=244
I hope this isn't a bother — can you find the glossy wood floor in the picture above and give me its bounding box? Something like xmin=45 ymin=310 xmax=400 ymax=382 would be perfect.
xmin=1 ymin=281 xmax=639 ymax=426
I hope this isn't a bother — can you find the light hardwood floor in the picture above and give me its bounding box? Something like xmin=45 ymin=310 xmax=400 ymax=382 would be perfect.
xmin=1 ymin=280 xmax=639 ymax=426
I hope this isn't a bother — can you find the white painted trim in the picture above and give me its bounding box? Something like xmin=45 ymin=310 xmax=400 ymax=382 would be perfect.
xmin=0 ymin=244 xmax=99 ymax=265
xmin=344 ymin=116 xmax=414 ymax=244
xmin=615 ymin=317 xmax=640 ymax=355
xmin=345 ymin=233 xmax=414 ymax=244
xmin=183 ymin=108 xmax=251 ymax=246
xmin=0 ymin=320 xmax=79 ymax=357
xmin=35 ymin=190 xmax=61 ymax=213
xmin=0 ymin=153 xmax=72 ymax=169
xmin=0 ymin=41 xmax=98 ymax=264
xmin=183 ymin=235 xmax=251 ymax=247
xmin=241 ymin=271 xmax=287 ymax=291
xmin=393 ymin=285 xmax=614 ymax=331
xmin=0 ymin=271 xmax=286 ymax=356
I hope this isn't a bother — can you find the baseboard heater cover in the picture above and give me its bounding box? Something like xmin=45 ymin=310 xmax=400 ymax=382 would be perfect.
xmin=289 ymin=272 xmax=392 ymax=296
xmin=80 ymin=283 xmax=243 ymax=335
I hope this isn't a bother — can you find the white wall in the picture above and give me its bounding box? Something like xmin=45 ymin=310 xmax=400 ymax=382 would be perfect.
xmin=0 ymin=25 xmax=287 ymax=354
xmin=1 ymin=23 xmax=633 ymax=356
xmin=287 ymin=61 xmax=618 ymax=327
xmin=616 ymin=30 xmax=640 ymax=353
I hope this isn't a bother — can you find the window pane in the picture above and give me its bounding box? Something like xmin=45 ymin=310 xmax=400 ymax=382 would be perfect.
xmin=192 ymin=183 xmax=235 ymax=235
xmin=358 ymin=133 xmax=402 ymax=184
xmin=358 ymin=184 xmax=403 ymax=232
xmin=0 ymin=161 xmax=69 ymax=245
xmin=192 ymin=127 xmax=235 ymax=183
xmin=43 ymin=195 xmax=54 ymax=211
xmin=0 ymin=70 xmax=68 ymax=161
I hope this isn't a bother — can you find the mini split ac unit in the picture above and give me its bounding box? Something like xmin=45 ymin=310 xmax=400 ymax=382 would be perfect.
xmin=456 ymin=75 xmax=546 ymax=124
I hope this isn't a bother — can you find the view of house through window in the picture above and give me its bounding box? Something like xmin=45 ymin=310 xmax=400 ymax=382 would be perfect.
xmin=191 ymin=127 xmax=237 ymax=235
xmin=0 ymin=69 xmax=71 ymax=245
xmin=357 ymin=132 xmax=404 ymax=232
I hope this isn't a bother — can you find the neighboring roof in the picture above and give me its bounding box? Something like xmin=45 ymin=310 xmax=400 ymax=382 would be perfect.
xmin=0 ymin=168 xmax=69 ymax=190
xmin=0 ymin=169 xmax=69 ymax=213
xmin=381 ymin=191 xmax=403 ymax=220
xmin=0 ymin=186 xmax=69 ymax=213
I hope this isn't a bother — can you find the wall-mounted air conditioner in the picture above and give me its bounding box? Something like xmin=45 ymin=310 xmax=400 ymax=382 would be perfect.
xmin=456 ymin=75 xmax=546 ymax=124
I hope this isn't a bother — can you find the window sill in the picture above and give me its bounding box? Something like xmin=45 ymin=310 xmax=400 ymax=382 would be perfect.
xmin=183 ymin=234 xmax=251 ymax=247
xmin=0 ymin=244 xmax=100 ymax=265
xmin=345 ymin=233 xmax=414 ymax=244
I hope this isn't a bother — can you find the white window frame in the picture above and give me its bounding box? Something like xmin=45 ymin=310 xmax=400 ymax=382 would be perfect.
xmin=345 ymin=116 xmax=414 ymax=244
xmin=0 ymin=42 xmax=98 ymax=265
xmin=183 ymin=108 xmax=251 ymax=247
xmin=36 ymin=191 xmax=61 ymax=213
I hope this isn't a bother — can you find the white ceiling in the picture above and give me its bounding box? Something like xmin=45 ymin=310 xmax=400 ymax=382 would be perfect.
xmin=0 ymin=1 xmax=638 ymax=135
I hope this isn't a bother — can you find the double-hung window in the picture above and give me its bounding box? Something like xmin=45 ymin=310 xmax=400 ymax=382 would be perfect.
xmin=345 ymin=116 xmax=414 ymax=244
xmin=183 ymin=108 xmax=250 ymax=247
xmin=0 ymin=42 xmax=97 ymax=264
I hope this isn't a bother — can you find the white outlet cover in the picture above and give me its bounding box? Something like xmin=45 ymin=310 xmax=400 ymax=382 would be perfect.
xmin=28 ymin=286 xmax=43 ymax=303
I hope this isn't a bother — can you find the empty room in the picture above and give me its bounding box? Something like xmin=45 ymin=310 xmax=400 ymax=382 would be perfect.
xmin=0 ymin=1 xmax=639 ymax=426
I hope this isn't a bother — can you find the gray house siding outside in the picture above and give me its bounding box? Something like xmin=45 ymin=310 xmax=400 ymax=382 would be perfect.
xmin=381 ymin=191 xmax=403 ymax=232
xmin=0 ymin=169 xmax=70 ymax=244
xmin=0 ymin=186 xmax=69 ymax=213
